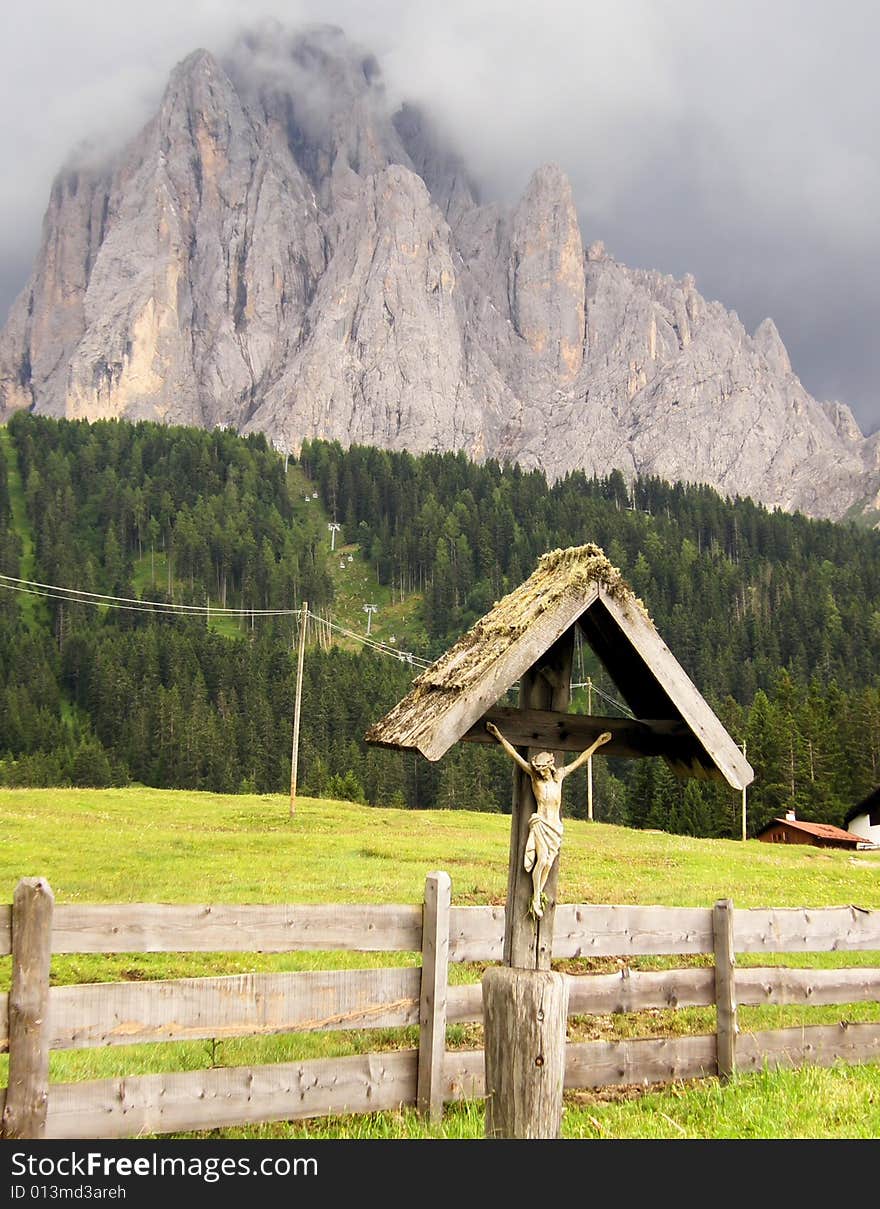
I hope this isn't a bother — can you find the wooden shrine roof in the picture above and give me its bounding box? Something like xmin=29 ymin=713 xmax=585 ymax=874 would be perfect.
xmin=365 ymin=543 xmax=754 ymax=790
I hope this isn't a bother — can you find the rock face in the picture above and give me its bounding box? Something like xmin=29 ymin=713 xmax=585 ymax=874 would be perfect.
xmin=2 ymin=23 xmax=878 ymax=523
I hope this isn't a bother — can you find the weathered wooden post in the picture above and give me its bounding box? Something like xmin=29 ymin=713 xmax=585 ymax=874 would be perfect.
xmin=1 ymin=877 xmax=54 ymax=1139
xmin=418 ymin=870 xmax=451 ymax=1123
xmin=483 ymin=966 xmax=569 ymax=1137
xmin=713 ymin=897 xmax=738 ymax=1080
xmin=289 ymin=600 xmax=308 ymax=816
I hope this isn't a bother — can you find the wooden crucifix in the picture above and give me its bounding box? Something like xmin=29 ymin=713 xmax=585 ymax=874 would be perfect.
xmin=488 ymin=631 xmax=611 ymax=970
xmin=364 ymin=542 xmax=754 ymax=1139
xmin=480 ymin=631 xmax=611 ymax=1139
xmin=487 ymin=718 xmax=611 ymax=922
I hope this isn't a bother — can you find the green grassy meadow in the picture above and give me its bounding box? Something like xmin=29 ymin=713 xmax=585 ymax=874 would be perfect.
xmin=5 ymin=785 xmax=879 ymax=909
xmin=1 ymin=786 xmax=879 ymax=1139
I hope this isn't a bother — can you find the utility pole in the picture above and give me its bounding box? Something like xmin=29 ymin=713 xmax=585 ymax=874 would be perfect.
xmin=363 ymin=603 xmax=377 ymax=636
xmin=328 ymin=522 xmax=341 ymax=551
xmin=586 ymin=676 xmax=594 ymax=821
xmin=741 ymin=741 xmax=748 ymax=841
xmin=290 ymin=602 xmax=308 ymax=816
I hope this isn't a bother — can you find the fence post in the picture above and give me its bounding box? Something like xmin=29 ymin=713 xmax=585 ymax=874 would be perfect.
xmin=713 ymin=897 xmax=738 ymax=1081
xmin=417 ymin=871 xmax=451 ymax=1124
xmin=1 ymin=877 xmax=55 ymax=1139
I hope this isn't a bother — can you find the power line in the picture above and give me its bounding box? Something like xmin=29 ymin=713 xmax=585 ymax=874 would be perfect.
xmin=0 ymin=573 xmax=300 ymax=617
xmin=571 ymin=627 xmax=634 ymax=717
xmin=0 ymin=573 xmax=433 ymax=666
xmin=0 ymin=575 xmax=292 ymax=614
xmin=0 ymin=574 xmax=639 ymax=694
xmin=571 ymin=679 xmax=635 ymax=718
xmin=590 ymin=683 xmax=635 ymax=718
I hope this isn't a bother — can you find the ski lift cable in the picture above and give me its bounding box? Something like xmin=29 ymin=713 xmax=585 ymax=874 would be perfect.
xmin=318 ymin=611 xmax=431 ymax=668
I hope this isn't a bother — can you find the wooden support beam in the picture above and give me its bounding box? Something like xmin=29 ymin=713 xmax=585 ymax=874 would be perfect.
xmin=290 ymin=600 xmax=308 ymax=815
xmin=714 ymin=897 xmax=738 ymax=1081
xmin=463 ymin=706 xmax=700 ymax=761
xmin=417 ymin=871 xmax=451 ymax=1124
xmin=1 ymin=877 xmax=54 ymax=1140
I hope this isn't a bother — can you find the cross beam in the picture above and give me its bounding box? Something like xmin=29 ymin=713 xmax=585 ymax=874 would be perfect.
xmin=462 ymin=705 xmax=702 ymax=762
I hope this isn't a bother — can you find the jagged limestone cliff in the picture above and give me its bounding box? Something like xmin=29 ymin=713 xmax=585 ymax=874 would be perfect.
xmin=2 ymin=24 xmax=878 ymax=521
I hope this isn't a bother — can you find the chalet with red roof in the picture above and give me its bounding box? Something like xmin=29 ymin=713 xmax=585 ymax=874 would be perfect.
xmin=757 ymin=808 xmax=876 ymax=850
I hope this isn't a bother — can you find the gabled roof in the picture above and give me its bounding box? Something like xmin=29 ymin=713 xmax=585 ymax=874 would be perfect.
xmin=365 ymin=543 xmax=754 ymax=790
xmin=757 ymin=818 xmax=866 ymax=846
xmin=844 ymin=787 xmax=880 ymax=828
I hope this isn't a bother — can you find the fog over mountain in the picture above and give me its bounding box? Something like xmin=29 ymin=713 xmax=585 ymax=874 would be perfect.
xmin=1 ymin=13 xmax=878 ymax=521
xmin=1 ymin=1 xmax=877 ymax=436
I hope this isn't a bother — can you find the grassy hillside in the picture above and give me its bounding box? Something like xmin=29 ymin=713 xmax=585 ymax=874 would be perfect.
xmin=3 ymin=785 xmax=879 ymax=910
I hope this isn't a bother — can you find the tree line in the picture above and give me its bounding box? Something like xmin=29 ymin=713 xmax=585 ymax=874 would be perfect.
xmin=0 ymin=414 xmax=878 ymax=838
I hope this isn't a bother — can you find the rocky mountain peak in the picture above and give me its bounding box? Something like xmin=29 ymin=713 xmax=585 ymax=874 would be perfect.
xmin=0 ymin=26 xmax=877 ymax=526
xmin=156 ymin=49 xmax=239 ymax=140
xmin=509 ymin=164 xmax=585 ymax=384
xmin=753 ymin=317 xmax=792 ymax=377
xmin=223 ymin=22 xmax=404 ymax=199
xmin=822 ymin=399 xmax=866 ymax=444
xmin=168 ymin=46 xmax=219 ymax=82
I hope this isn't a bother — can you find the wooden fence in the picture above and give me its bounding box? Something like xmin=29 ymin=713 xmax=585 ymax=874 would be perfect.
xmin=1 ymin=873 xmax=879 ymax=1138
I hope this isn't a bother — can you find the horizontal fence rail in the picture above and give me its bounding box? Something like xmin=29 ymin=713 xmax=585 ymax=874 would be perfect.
xmin=445 ymin=964 xmax=880 ymax=1023
xmin=3 ymin=963 xmax=877 ymax=1054
xmin=1 ymin=875 xmax=878 ymax=1138
xmin=4 ymin=1024 xmax=880 ymax=1139
xmin=5 ymin=902 xmax=878 ymax=960
xmin=0 ymin=903 xmax=425 ymax=957
xmin=1 ymin=968 xmax=423 ymax=1052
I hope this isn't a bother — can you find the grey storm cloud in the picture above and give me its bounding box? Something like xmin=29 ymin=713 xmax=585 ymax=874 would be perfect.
xmin=1 ymin=0 xmax=877 ymax=431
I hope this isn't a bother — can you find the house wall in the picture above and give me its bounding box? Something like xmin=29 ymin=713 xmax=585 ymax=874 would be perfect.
xmin=759 ymin=822 xmax=816 ymax=846
xmin=757 ymin=822 xmax=858 ymax=849
xmin=847 ymin=813 xmax=880 ymax=847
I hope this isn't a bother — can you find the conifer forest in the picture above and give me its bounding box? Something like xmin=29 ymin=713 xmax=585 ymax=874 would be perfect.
xmin=1 ymin=411 xmax=878 ymax=838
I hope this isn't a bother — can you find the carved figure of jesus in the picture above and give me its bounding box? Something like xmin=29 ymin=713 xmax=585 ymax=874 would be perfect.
xmin=486 ymin=721 xmax=612 ymax=919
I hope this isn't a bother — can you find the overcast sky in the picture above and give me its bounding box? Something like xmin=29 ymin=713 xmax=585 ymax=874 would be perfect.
xmin=1 ymin=0 xmax=877 ymax=432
